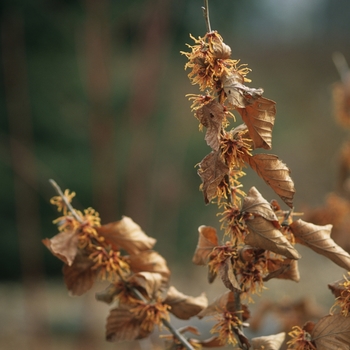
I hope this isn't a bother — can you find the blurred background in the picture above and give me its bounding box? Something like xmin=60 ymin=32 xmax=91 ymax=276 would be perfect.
xmin=1 ymin=0 xmax=350 ymax=349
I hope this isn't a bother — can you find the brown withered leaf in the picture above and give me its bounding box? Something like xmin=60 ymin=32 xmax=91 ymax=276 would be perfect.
xmin=192 ymin=225 xmax=219 ymax=265
xmin=62 ymin=254 xmax=97 ymax=296
xmin=244 ymin=154 xmax=295 ymax=208
xmin=128 ymin=272 xmax=164 ymax=299
xmin=96 ymin=216 xmax=156 ymax=255
xmin=197 ymin=291 xmax=250 ymax=319
xmin=42 ymin=230 xmax=79 ymax=266
xmin=196 ymin=100 xmax=226 ymax=151
xmin=251 ymin=332 xmax=286 ymax=350
xmin=106 ymin=305 xmax=150 ymax=342
xmin=312 ymin=313 xmax=350 ymax=349
xmin=128 ymin=250 xmax=171 ymax=284
xmin=223 ymin=73 xmax=263 ymax=109
xmin=290 ymin=219 xmax=350 ymax=270
xmin=328 ymin=277 xmax=347 ymax=298
xmin=245 ymin=216 xmax=300 ymax=260
xmin=197 ymin=151 xmax=229 ymax=204
xmin=95 ymin=283 xmax=120 ymax=304
xmin=242 ymin=186 xmax=280 ymax=223
xmin=163 ymin=286 xmax=208 ymax=320
xmin=236 ymin=97 xmax=276 ymax=150
xmin=219 ymin=257 xmax=241 ymax=292
xmin=264 ymin=258 xmax=300 ymax=283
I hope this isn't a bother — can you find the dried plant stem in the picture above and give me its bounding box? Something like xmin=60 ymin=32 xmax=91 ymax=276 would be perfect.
xmin=130 ymin=287 xmax=194 ymax=350
xmin=202 ymin=0 xmax=212 ymax=33
xmin=49 ymin=179 xmax=83 ymax=223
xmin=333 ymin=51 xmax=349 ymax=84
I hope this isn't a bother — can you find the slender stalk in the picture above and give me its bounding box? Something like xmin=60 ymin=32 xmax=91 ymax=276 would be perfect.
xmin=49 ymin=179 xmax=83 ymax=223
xmin=202 ymin=0 xmax=212 ymax=33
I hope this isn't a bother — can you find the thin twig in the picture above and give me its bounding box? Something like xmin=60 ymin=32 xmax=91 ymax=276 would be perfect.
xmin=131 ymin=288 xmax=194 ymax=350
xmin=49 ymin=179 xmax=83 ymax=223
xmin=202 ymin=0 xmax=212 ymax=33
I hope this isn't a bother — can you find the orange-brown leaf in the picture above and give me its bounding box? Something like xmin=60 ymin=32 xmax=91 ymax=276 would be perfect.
xmin=62 ymin=254 xmax=97 ymax=296
xmin=192 ymin=225 xmax=219 ymax=265
xmin=237 ymin=97 xmax=276 ymax=150
xmin=245 ymin=216 xmax=300 ymax=260
xmin=197 ymin=291 xmax=241 ymax=319
xmin=128 ymin=250 xmax=171 ymax=284
xmin=244 ymin=154 xmax=295 ymax=208
xmin=312 ymin=313 xmax=350 ymax=349
xmin=219 ymin=257 xmax=241 ymax=292
xmin=328 ymin=278 xmax=347 ymax=298
xmin=196 ymin=100 xmax=226 ymax=151
xmin=197 ymin=151 xmax=229 ymax=204
xmin=251 ymin=332 xmax=286 ymax=350
xmin=223 ymin=73 xmax=263 ymax=109
xmin=164 ymin=286 xmax=208 ymax=320
xmin=264 ymin=259 xmax=300 ymax=283
xmin=42 ymin=230 xmax=79 ymax=266
xmin=128 ymin=272 xmax=164 ymax=299
xmin=96 ymin=216 xmax=156 ymax=255
xmin=106 ymin=305 xmax=150 ymax=342
xmin=242 ymin=186 xmax=280 ymax=224
xmin=290 ymin=219 xmax=350 ymax=270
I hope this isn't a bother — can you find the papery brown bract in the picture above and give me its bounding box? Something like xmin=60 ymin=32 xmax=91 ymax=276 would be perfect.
xmin=192 ymin=225 xmax=219 ymax=265
xmin=96 ymin=216 xmax=156 ymax=254
xmin=197 ymin=151 xmax=229 ymax=204
xmin=219 ymin=257 xmax=241 ymax=292
xmin=245 ymin=215 xmax=300 ymax=260
xmin=163 ymin=286 xmax=208 ymax=320
xmin=244 ymin=154 xmax=295 ymax=208
xmin=251 ymin=332 xmax=286 ymax=350
xmin=62 ymin=253 xmax=98 ymax=296
xmin=290 ymin=219 xmax=350 ymax=270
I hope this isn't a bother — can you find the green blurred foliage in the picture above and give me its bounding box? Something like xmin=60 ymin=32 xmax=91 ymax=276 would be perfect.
xmin=1 ymin=0 xmax=350 ymax=281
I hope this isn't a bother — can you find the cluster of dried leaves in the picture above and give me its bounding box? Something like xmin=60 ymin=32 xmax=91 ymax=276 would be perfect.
xmin=181 ymin=30 xmax=350 ymax=349
xmin=43 ymin=11 xmax=350 ymax=350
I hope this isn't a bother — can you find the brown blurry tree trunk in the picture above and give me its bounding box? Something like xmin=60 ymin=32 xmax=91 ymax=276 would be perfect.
xmin=83 ymin=0 xmax=117 ymax=223
xmin=124 ymin=0 xmax=171 ymax=229
xmin=2 ymin=12 xmax=50 ymax=349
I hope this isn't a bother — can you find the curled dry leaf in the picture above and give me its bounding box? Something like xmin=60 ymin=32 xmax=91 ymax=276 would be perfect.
xmin=312 ymin=313 xmax=350 ymax=349
xmin=196 ymin=100 xmax=226 ymax=151
xmin=96 ymin=216 xmax=156 ymax=255
xmin=245 ymin=216 xmax=300 ymax=260
xmin=222 ymin=73 xmax=263 ymax=109
xmin=197 ymin=291 xmax=249 ymax=320
xmin=290 ymin=219 xmax=350 ymax=270
xmin=219 ymin=257 xmax=241 ymax=292
xmin=42 ymin=230 xmax=79 ymax=266
xmin=128 ymin=250 xmax=171 ymax=284
xmin=328 ymin=277 xmax=347 ymax=298
xmin=106 ymin=305 xmax=150 ymax=342
xmin=242 ymin=186 xmax=280 ymax=223
xmin=197 ymin=151 xmax=229 ymax=204
xmin=251 ymin=332 xmax=286 ymax=350
xmin=128 ymin=272 xmax=164 ymax=299
xmin=236 ymin=96 xmax=276 ymax=150
xmin=264 ymin=258 xmax=300 ymax=283
xmin=62 ymin=254 xmax=97 ymax=296
xmin=244 ymin=154 xmax=295 ymax=208
xmin=163 ymin=286 xmax=208 ymax=320
xmin=192 ymin=225 xmax=219 ymax=265
xmin=95 ymin=283 xmax=120 ymax=304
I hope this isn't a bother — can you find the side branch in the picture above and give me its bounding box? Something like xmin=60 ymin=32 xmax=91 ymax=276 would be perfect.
xmin=202 ymin=0 xmax=212 ymax=33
